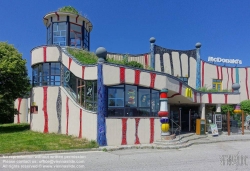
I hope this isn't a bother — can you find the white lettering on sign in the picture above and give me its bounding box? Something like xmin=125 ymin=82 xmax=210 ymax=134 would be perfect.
xmin=208 ymin=56 xmax=242 ymax=64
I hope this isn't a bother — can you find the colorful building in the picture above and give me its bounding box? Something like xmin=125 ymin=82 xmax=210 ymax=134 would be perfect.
xmin=14 ymin=10 xmax=249 ymax=146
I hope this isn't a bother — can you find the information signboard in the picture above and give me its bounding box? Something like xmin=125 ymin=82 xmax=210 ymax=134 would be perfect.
xmin=210 ymin=124 xmax=219 ymax=136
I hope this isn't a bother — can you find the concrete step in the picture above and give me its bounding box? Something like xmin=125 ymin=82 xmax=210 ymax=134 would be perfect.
xmin=154 ymin=134 xmax=207 ymax=146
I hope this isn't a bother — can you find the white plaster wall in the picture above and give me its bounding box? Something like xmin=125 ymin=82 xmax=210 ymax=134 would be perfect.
xmin=203 ymin=63 xmax=217 ymax=89
xmin=163 ymin=53 xmax=171 ymax=74
xmin=125 ymin=68 xmax=135 ymax=85
xmin=69 ymin=16 xmax=81 ymax=24
xmin=106 ymin=118 xmax=161 ymax=146
xmin=47 ymin=87 xmax=60 ymax=133
xmin=31 ymin=48 xmax=44 ymax=65
xmin=154 ymin=75 xmax=167 ymax=90
xmin=14 ymin=98 xmax=28 ymax=123
xmin=103 ymin=64 xmax=120 ymax=85
xmin=200 ymin=93 xmax=207 ymax=104
xmin=172 ymin=52 xmax=181 ymax=77
xmin=222 ymin=67 xmax=229 ymax=90
xmin=189 ymin=57 xmax=196 ymax=88
xmin=30 ymin=87 xmax=44 ymax=132
xmin=147 ymin=54 xmax=152 ymax=68
xmin=227 ymin=94 xmax=241 ymax=104
xmin=31 ymin=86 xmax=97 ymax=140
xmin=126 ymin=119 xmax=135 ymax=145
xmin=227 ymin=68 xmax=233 ymax=91
xmin=61 ymin=52 xmax=97 ymax=80
xmin=84 ymin=66 xmax=97 ymax=80
xmin=238 ymin=68 xmax=248 ymax=101
xmin=166 ymin=77 xmax=180 ymax=93
xmin=62 ymin=53 xmax=69 ymax=69
xmin=181 ymin=54 xmax=189 ymax=77
xmin=212 ymin=94 xmax=225 ymax=104
xmin=137 ymin=119 xmax=150 ymax=143
xmin=52 ymin=15 xmax=67 ymax=22
xmin=139 ymin=72 xmax=150 ymax=87
xmin=106 ymin=119 xmax=122 ymax=146
xmin=27 ymin=98 xmax=30 ymax=123
xmin=231 ymin=68 xmax=236 ymax=85
xmin=61 ymin=87 xmax=97 ymax=140
xmin=70 ymin=60 xmax=82 ymax=78
xmin=46 ymin=47 xmax=60 ymax=62
xmin=155 ymin=54 xmax=161 ymax=72
xmin=196 ymin=93 xmax=202 ymax=103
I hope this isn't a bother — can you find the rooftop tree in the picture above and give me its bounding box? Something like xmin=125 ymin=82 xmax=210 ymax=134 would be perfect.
xmin=58 ymin=6 xmax=79 ymax=14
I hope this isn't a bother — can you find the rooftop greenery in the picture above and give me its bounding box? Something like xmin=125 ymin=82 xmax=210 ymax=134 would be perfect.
xmin=197 ymin=86 xmax=231 ymax=93
xmin=67 ymin=48 xmax=98 ymax=64
xmin=58 ymin=6 xmax=79 ymax=15
xmin=66 ymin=47 xmax=144 ymax=69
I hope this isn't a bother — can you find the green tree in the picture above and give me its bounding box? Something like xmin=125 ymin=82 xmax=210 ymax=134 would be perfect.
xmin=240 ymin=100 xmax=250 ymax=114
xmin=0 ymin=42 xmax=30 ymax=123
xmin=221 ymin=104 xmax=234 ymax=115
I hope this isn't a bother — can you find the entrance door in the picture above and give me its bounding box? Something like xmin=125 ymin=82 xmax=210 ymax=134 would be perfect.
xmin=170 ymin=105 xmax=199 ymax=133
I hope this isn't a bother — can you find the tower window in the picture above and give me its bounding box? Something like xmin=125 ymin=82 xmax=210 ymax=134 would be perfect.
xmin=53 ymin=22 xmax=67 ymax=46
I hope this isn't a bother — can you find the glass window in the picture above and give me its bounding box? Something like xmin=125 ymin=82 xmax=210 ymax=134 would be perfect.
xmin=32 ymin=65 xmax=38 ymax=86
xmin=107 ymin=84 xmax=160 ymax=117
xmin=53 ymin=22 xmax=67 ymax=46
xmin=125 ymin=85 xmax=137 ymax=107
xmin=42 ymin=63 xmax=50 ymax=85
xmin=151 ymin=90 xmax=160 ymax=116
xmin=83 ymin=28 xmax=89 ymax=50
xmin=108 ymin=85 xmax=124 ymax=107
xmin=32 ymin=63 xmax=61 ymax=86
xmin=179 ymin=77 xmax=188 ymax=84
xmin=47 ymin=24 xmax=52 ymax=45
xmin=138 ymin=88 xmax=150 ymax=107
xmin=51 ymin=63 xmax=60 ymax=75
xmin=70 ymin=23 xmax=82 ymax=48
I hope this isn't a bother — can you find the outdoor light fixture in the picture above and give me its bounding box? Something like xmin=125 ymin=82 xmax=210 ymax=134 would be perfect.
xmin=234 ymin=104 xmax=242 ymax=114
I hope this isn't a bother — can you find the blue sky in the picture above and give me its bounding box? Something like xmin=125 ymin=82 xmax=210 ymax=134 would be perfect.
xmin=0 ymin=0 xmax=250 ymax=78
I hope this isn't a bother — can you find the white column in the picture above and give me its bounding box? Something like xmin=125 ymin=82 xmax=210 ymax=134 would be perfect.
xmin=200 ymin=103 xmax=205 ymax=119
xmin=216 ymin=104 xmax=221 ymax=113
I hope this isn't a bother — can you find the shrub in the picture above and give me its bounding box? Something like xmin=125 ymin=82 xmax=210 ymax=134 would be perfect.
xmin=126 ymin=61 xmax=143 ymax=69
xmin=67 ymin=48 xmax=98 ymax=64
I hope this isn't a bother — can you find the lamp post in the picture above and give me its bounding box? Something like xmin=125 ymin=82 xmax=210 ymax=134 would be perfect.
xmin=227 ymin=110 xmax=230 ymax=136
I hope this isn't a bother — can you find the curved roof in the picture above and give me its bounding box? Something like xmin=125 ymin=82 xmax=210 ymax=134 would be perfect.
xmin=43 ymin=11 xmax=93 ymax=32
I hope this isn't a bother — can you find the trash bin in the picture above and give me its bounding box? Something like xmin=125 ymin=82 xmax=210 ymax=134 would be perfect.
xmin=196 ymin=119 xmax=206 ymax=135
xmin=230 ymin=120 xmax=238 ymax=133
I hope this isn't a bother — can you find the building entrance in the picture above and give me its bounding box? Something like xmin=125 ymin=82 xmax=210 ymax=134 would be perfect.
xmin=170 ymin=105 xmax=200 ymax=133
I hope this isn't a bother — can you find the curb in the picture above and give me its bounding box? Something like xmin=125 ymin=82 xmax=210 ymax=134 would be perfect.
xmin=0 ymin=148 xmax=102 ymax=157
xmin=1 ymin=137 xmax=250 ymax=156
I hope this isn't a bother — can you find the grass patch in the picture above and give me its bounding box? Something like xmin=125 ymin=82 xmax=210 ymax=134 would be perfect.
xmin=0 ymin=124 xmax=98 ymax=154
xmin=67 ymin=48 xmax=98 ymax=64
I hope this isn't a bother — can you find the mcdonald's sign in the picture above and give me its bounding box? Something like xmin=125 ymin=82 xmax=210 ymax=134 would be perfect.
xmin=185 ymin=88 xmax=192 ymax=98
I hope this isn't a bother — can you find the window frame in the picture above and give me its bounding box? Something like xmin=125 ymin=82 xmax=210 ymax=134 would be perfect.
xmin=107 ymin=84 xmax=160 ymax=117
xmin=212 ymin=79 xmax=222 ymax=91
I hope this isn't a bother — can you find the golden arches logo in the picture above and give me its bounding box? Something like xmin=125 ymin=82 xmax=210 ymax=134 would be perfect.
xmin=185 ymin=88 xmax=192 ymax=98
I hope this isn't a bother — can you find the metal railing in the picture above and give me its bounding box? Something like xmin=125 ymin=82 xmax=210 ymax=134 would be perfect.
xmin=170 ymin=118 xmax=182 ymax=140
